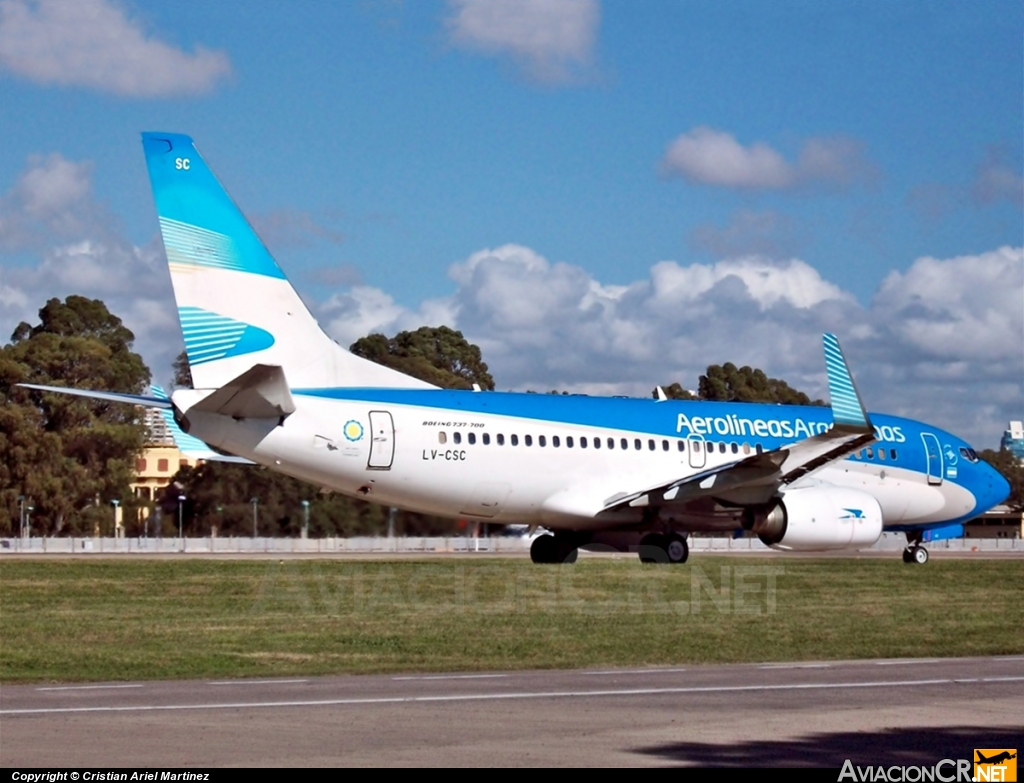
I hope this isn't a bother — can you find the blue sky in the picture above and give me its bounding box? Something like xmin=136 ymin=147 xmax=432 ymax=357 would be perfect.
xmin=1 ymin=0 xmax=1021 ymax=447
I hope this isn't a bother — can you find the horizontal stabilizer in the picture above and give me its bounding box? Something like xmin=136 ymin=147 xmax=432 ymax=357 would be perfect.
xmin=190 ymin=364 xmax=295 ymax=419
xmin=151 ymin=386 xmax=254 ymax=464
xmin=16 ymin=384 xmax=172 ymax=409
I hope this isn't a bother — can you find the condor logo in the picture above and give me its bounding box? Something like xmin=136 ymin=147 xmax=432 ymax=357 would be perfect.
xmin=974 ymin=749 xmax=1017 ymax=782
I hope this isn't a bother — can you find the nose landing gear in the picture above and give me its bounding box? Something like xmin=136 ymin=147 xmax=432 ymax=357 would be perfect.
xmin=902 ymin=545 xmax=929 ymax=565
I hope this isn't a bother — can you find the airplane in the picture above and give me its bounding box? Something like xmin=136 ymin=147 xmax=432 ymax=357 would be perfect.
xmin=976 ymin=752 xmax=1017 ymax=765
xmin=19 ymin=132 xmax=1011 ymax=565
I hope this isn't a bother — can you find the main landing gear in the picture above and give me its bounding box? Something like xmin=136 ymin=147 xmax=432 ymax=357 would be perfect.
xmin=530 ymin=533 xmax=579 ymax=564
xmin=902 ymin=545 xmax=929 ymax=565
xmin=639 ymin=532 xmax=690 ymax=565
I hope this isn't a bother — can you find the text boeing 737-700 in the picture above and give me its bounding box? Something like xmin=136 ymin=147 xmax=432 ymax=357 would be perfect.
xmin=21 ymin=133 xmax=1011 ymax=565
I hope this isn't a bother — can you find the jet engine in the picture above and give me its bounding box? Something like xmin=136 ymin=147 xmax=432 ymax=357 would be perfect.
xmin=744 ymin=486 xmax=883 ymax=551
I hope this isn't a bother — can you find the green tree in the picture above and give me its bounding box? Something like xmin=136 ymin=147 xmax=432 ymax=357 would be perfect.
xmin=169 ymin=461 xmax=459 ymax=537
xmin=172 ymin=349 xmax=193 ymax=389
xmin=978 ymin=449 xmax=1024 ymax=511
xmin=0 ymin=297 xmax=150 ymax=535
xmin=350 ymin=326 xmax=494 ymax=390
xmin=652 ymin=382 xmax=696 ymax=400
xmin=697 ymin=363 xmax=825 ymax=405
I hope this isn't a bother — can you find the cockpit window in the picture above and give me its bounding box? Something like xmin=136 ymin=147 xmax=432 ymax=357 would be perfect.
xmin=959 ymin=447 xmax=979 ymax=463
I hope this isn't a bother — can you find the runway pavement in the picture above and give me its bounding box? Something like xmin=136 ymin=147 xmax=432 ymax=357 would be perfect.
xmin=2 ymin=656 xmax=1023 ymax=766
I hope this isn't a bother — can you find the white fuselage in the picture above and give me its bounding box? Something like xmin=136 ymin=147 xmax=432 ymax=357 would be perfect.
xmin=179 ymin=393 xmax=977 ymax=533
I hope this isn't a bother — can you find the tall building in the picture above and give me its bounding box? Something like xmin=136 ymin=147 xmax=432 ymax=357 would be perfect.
xmin=1001 ymin=420 xmax=1024 ymax=463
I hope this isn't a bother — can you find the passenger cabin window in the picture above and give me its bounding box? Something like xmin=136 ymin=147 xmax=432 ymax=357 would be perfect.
xmin=483 ymin=433 xmax=490 ymax=445
xmin=453 ymin=432 xmax=462 ymax=445
xmin=634 ymin=439 xmax=641 ymax=450
xmin=648 ymin=439 xmax=655 ymax=451
xmin=743 ymin=444 xmax=751 ymax=455
xmin=580 ymin=437 xmax=588 ymax=449
xmin=731 ymin=443 xmax=738 ymax=454
xmin=694 ymin=441 xmax=702 ymax=453
xmin=511 ymin=434 xmax=519 ymax=446
xmin=468 ymin=433 xmax=476 ymax=445
xmin=890 ymin=448 xmax=897 ymax=460
xmin=621 ymin=438 xmax=628 ymax=450
xmin=593 ymin=437 xmax=600 ymax=449
xmin=678 ymin=441 xmax=685 ymax=452
xmin=719 ymin=443 xmax=726 ymax=454
xmin=755 ymin=444 xmax=763 ymax=454
xmin=438 ymin=432 xmax=447 ymax=444
xmin=567 ymin=436 xmax=574 ymax=448
xmin=524 ymin=435 xmax=533 ymax=447
xmin=553 ymin=435 xmax=561 ymax=447
xmin=866 ymin=447 xmax=874 ymax=459
xmin=539 ymin=435 xmax=547 ymax=447
xmin=497 ymin=434 xmax=505 ymax=446
xmin=878 ymin=449 xmax=885 ymax=461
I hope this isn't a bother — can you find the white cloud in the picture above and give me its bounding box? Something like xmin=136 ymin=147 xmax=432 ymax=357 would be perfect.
xmin=445 ymin=0 xmax=599 ymax=83
xmin=0 ymin=0 xmax=231 ymax=97
xmin=317 ymin=244 xmax=1022 ymax=448
xmin=0 ymin=152 xmax=97 ymax=248
xmin=660 ymin=127 xmax=874 ymax=191
xmin=0 ymin=150 xmax=178 ymax=381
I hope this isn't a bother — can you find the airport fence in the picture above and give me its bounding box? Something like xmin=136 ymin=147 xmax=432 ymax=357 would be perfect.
xmin=0 ymin=531 xmax=1021 ymax=554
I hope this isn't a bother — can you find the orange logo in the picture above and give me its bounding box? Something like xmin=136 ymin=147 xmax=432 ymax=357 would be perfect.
xmin=974 ymin=749 xmax=1017 ymax=782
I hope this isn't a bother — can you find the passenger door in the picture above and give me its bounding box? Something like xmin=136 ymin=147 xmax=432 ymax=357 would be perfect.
xmin=367 ymin=410 xmax=395 ymax=470
xmin=920 ymin=432 xmax=943 ymax=485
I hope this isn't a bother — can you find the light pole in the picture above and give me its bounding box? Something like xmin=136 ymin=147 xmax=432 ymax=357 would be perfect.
xmin=177 ymin=494 xmax=186 ymax=551
xmin=250 ymin=497 xmax=259 ymax=538
xmin=301 ymin=500 xmax=310 ymax=540
xmin=17 ymin=495 xmax=25 ymax=539
xmin=111 ymin=499 xmax=120 ymax=539
xmin=25 ymin=505 xmax=33 ymax=538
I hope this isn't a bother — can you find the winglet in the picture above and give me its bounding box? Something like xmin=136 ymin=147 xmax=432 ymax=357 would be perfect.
xmin=823 ymin=334 xmax=872 ymax=432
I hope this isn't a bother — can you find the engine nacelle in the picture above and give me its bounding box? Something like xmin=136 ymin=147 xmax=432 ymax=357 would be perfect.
xmin=748 ymin=487 xmax=883 ymax=551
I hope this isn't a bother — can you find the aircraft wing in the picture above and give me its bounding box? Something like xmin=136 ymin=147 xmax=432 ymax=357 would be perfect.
xmin=602 ymin=334 xmax=876 ymax=513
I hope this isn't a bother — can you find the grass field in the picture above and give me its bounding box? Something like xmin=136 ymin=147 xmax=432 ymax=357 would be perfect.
xmin=1 ymin=556 xmax=1022 ymax=683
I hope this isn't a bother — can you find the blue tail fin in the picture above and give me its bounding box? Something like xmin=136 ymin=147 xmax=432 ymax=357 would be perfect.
xmin=141 ymin=132 xmax=433 ymax=391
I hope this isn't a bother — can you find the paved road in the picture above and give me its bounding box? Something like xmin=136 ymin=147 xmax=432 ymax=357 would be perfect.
xmin=2 ymin=657 xmax=1022 ymax=767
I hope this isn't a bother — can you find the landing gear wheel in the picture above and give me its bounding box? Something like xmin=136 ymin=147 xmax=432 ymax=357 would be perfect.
xmin=638 ymin=533 xmax=667 ymax=564
xmin=902 ymin=545 xmax=929 ymax=565
xmin=530 ymin=534 xmax=557 ymax=564
xmin=665 ymin=534 xmax=689 ymax=565
xmin=530 ymin=534 xmax=578 ymax=564
xmin=553 ymin=534 xmax=580 ymax=564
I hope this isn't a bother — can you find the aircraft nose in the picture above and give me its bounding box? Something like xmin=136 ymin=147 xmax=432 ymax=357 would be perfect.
xmin=979 ymin=461 xmax=1011 ymax=511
